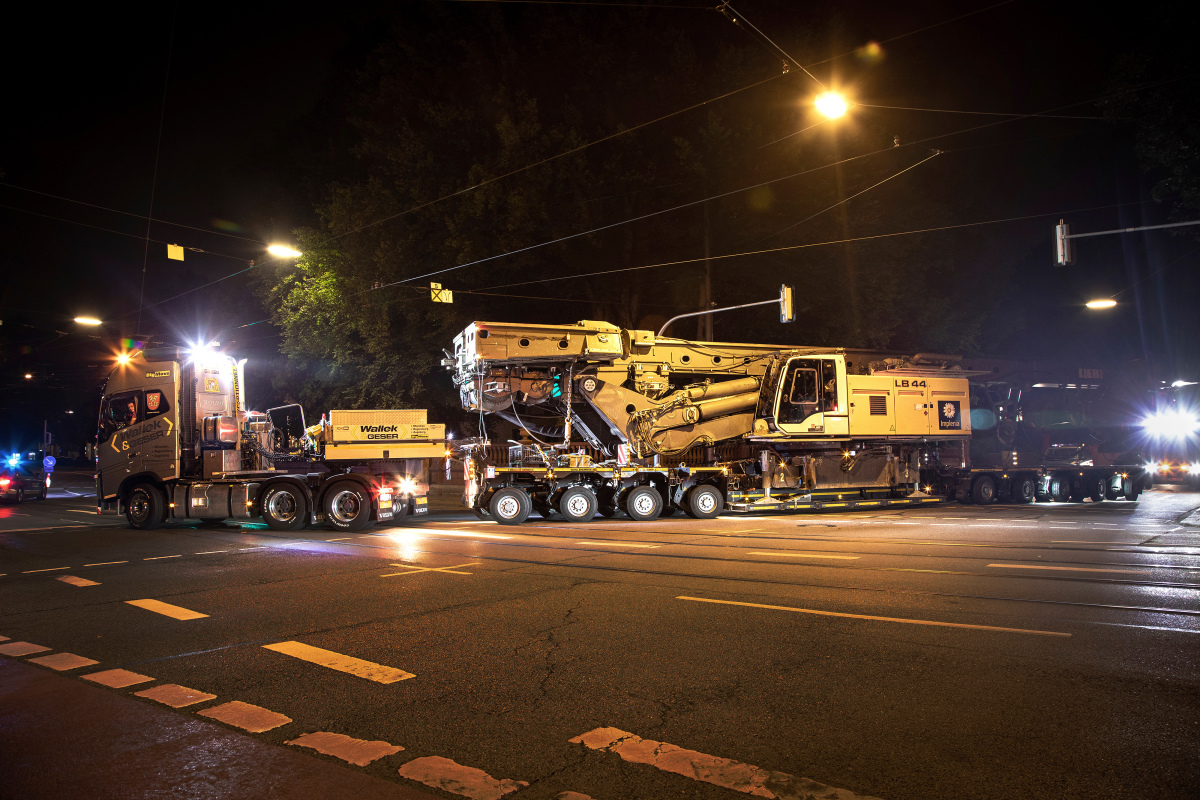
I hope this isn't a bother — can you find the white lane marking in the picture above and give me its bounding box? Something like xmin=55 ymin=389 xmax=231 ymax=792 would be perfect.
xmin=0 ymin=525 xmax=89 ymax=533
xmin=67 ymin=510 xmax=96 ymax=514
xmin=125 ymin=599 xmax=209 ymax=620
xmin=987 ymin=563 xmax=1153 ymax=574
xmin=570 ymin=727 xmax=882 ymax=800
xmin=57 ymin=575 xmax=99 ymax=587
xmin=286 ymin=731 xmax=404 ymax=766
xmin=677 ymin=595 xmax=1070 ymax=636
xmin=263 ymin=641 xmax=414 ymax=683
xmin=143 ymin=555 xmax=181 ymax=560
xmin=576 ymin=542 xmax=661 ymax=548
xmin=398 ymin=756 xmax=528 ymax=799
xmin=21 ymin=567 xmax=69 ymax=574
xmin=195 ymin=550 xmax=228 ymax=554
xmin=83 ymin=561 xmax=127 ymax=566
xmin=1052 ymin=540 xmax=1143 ymax=545
xmin=199 ymin=701 xmax=291 ymax=733
xmin=381 ymin=562 xmax=478 ymax=577
xmin=747 ymin=551 xmax=860 ymax=559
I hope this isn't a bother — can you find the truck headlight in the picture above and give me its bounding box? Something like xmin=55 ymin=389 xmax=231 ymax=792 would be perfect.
xmin=1189 ymin=463 xmax=1200 ymax=475
xmin=397 ymin=477 xmax=418 ymax=495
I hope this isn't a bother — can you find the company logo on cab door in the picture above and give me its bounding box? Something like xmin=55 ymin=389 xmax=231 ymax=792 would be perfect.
xmin=938 ymin=401 xmax=961 ymax=430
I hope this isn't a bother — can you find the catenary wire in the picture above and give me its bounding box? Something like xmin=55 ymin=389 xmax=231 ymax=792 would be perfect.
xmin=856 ymin=103 xmax=1107 ymax=120
xmin=717 ymin=2 xmax=825 ymax=90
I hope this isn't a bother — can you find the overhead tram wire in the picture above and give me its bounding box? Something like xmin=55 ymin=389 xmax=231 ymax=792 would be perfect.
xmin=855 ymin=103 xmax=1107 ymax=120
xmin=378 ymin=78 xmax=1179 ymax=295
xmin=0 ymin=181 xmax=266 ymax=243
xmin=137 ymin=5 xmax=178 ymax=334
xmin=437 ymin=0 xmax=712 ymax=7
xmin=716 ymin=2 xmax=825 ymax=90
xmin=475 ymin=198 xmax=1180 ymax=292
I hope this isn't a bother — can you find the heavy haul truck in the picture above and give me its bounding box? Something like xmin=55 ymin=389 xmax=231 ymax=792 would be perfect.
xmin=446 ymin=320 xmax=1148 ymax=524
xmin=96 ymin=347 xmax=445 ymax=531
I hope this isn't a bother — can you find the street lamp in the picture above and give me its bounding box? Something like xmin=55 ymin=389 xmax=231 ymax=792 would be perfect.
xmin=815 ymin=91 xmax=849 ymax=119
xmin=1085 ymin=299 xmax=1117 ymax=309
xmin=24 ymin=373 xmax=32 ymax=379
xmin=267 ymin=244 xmax=302 ymax=258
xmin=74 ymin=316 xmax=102 ymax=326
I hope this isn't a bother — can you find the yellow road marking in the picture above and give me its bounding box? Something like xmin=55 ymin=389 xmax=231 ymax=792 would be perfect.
xmin=576 ymin=542 xmax=661 ymax=548
xmin=67 ymin=510 xmax=96 ymax=514
xmin=987 ymin=563 xmax=1152 ymax=575
xmin=398 ymin=756 xmax=527 ymax=798
xmin=1052 ymin=540 xmax=1142 ymax=545
xmin=747 ymin=551 xmax=860 ymax=559
xmin=84 ymin=561 xmax=127 ymax=566
xmin=125 ymin=599 xmax=209 ymax=620
xmin=677 ymin=595 xmax=1070 ymax=636
xmin=326 ymin=537 xmax=352 ymax=541
xmin=57 ymin=575 xmax=99 ymax=587
xmin=22 ymin=567 xmax=69 ymax=574
xmin=286 ymin=731 xmax=404 ymax=766
xmin=381 ymin=561 xmax=479 ymax=577
xmin=263 ymin=641 xmax=414 ymax=683
xmin=143 ymin=555 xmax=181 ymax=560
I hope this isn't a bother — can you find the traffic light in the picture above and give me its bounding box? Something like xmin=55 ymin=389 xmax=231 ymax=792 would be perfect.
xmin=1055 ymin=219 xmax=1074 ymax=266
xmin=779 ymin=285 xmax=795 ymax=323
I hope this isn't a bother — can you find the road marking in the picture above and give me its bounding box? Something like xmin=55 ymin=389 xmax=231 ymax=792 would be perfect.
xmin=570 ymin=727 xmax=882 ymax=800
xmin=126 ymin=599 xmax=209 ymax=620
xmin=411 ymin=528 xmax=513 ymax=540
xmin=1052 ymin=540 xmax=1142 ymax=545
xmin=143 ymin=555 xmax=182 ymax=561
xmin=398 ymin=756 xmax=527 ymax=799
xmin=29 ymin=652 xmax=99 ymax=671
xmin=67 ymin=510 xmax=96 ymax=514
xmin=987 ymin=563 xmax=1153 ymax=575
xmin=381 ymin=562 xmax=479 ymax=578
xmin=57 ymin=575 xmax=99 ymax=587
xmin=677 ymin=596 xmax=1070 ymax=637
xmin=84 ymin=561 xmax=127 ymax=566
xmin=0 ymin=636 xmax=8 ymax=642
xmin=0 ymin=525 xmax=89 ymax=533
xmin=83 ymin=668 xmax=154 ymax=688
xmin=21 ymin=567 xmax=69 ymax=574
xmin=286 ymin=732 xmax=404 ymax=766
xmin=263 ymin=641 xmax=415 ymax=684
xmin=326 ymin=537 xmax=352 ymax=541
xmin=747 ymin=551 xmax=860 ymax=559
xmin=0 ymin=642 xmax=52 ymax=656
xmin=135 ymin=684 xmax=217 ymax=708
xmin=200 ymin=701 xmax=292 ymax=733
xmin=195 ymin=550 xmax=228 ymax=554
xmin=576 ymin=542 xmax=661 ymax=548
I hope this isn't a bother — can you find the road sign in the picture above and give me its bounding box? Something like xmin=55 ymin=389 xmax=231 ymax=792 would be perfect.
xmin=43 ymin=455 xmax=56 ymax=473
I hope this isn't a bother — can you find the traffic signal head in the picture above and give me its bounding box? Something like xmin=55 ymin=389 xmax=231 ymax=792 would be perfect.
xmin=779 ymin=285 xmax=795 ymax=323
xmin=1055 ymin=219 xmax=1074 ymax=266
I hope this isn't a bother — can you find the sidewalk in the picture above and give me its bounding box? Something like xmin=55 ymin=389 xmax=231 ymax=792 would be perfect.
xmin=0 ymin=658 xmax=437 ymax=800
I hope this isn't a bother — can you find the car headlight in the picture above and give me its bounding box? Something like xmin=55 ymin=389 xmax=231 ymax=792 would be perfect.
xmin=397 ymin=477 xmax=418 ymax=495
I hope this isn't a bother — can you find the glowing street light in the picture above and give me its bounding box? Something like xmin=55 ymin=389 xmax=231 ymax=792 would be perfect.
xmin=116 ymin=353 xmax=131 ymax=365
xmin=267 ymin=244 xmax=302 ymax=258
xmin=74 ymin=316 xmax=102 ymax=326
xmin=24 ymin=373 xmax=32 ymax=379
xmin=1085 ymin=299 xmax=1117 ymax=309
xmin=815 ymin=91 xmax=849 ymax=119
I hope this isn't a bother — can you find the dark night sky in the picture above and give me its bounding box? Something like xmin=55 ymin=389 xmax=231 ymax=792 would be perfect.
xmin=1 ymin=0 xmax=1193 ymax=453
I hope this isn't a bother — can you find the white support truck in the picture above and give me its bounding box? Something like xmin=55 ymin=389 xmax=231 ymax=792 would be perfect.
xmin=96 ymin=347 xmax=445 ymax=531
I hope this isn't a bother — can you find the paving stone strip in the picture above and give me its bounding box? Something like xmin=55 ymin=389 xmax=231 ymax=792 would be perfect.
xmin=83 ymin=669 xmax=154 ymax=688
xmin=286 ymin=731 xmax=404 ymax=766
xmin=135 ymin=684 xmax=218 ymax=708
xmin=28 ymin=652 xmax=98 ymax=671
xmin=398 ymin=756 xmax=528 ymax=800
xmin=0 ymin=641 xmax=51 ymax=657
xmin=199 ymin=700 xmax=292 ymax=733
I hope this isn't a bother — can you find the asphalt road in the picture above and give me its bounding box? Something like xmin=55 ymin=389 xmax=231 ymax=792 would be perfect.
xmin=2 ymin=470 xmax=1198 ymax=800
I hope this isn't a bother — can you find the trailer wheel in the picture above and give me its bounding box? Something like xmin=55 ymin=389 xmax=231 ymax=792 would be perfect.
xmin=558 ymin=487 xmax=598 ymax=522
xmin=126 ymin=483 xmax=165 ymax=530
xmin=489 ymin=488 xmax=531 ymax=525
xmin=685 ymin=485 xmax=723 ymax=519
xmin=971 ymin=476 xmax=996 ymax=505
xmin=623 ymin=485 xmax=662 ymax=521
xmin=1087 ymin=476 xmax=1107 ymax=503
xmin=324 ymin=481 xmax=373 ymax=531
xmin=261 ymin=484 xmax=308 ymax=531
xmin=1052 ymin=474 xmax=1072 ymax=503
xmin=1123 ymin=480 xmax=1141 ymax=501
xmin=1011 ymin=476 xmax=1036 ymax=504
xmin=1104 ymin=483 xmax=1120 ymax=501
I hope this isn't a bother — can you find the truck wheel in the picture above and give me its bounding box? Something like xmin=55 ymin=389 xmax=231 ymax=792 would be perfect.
xmin=1104 ymin=483 xmax=1120 ymax=501
xmin=971 ymin=476 xmax=996 ymax=505
xmin=261 ymin=484 xmax=309 ymax=531
xmin=1123 ymin=480 xmax=1141 ymax=501
xmin=1087 ymin=476 xmax=1106 ymax=503
xmin=558 ymin=487 xmax=598 ymax=522
xmin=489 ymin=488 xmax=531 ymax=524
xmin=1052 ymin=474 xmax=1072 ymax=503
xmin=623 ymin=485 xmax=661 ymax=521
xmin=324 ymin=481 xmax=373 ymax=531
xmin=126 ymin=483 xmax=165 ymax=530
xmin=1011 ymin=476 xmax=1036 ymax=504
xmin=685 ymin=485 xmax=723 ymax=519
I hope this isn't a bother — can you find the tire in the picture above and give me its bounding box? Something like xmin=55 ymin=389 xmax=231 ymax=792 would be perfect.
xmin=489 ymin=487 xmax=531 ymax=525
xmin=323 ymin=481 xmax=373 ymax=531
xmin=1123 ymin=479 xmax=1141 ymax=502
xmin=1052 ymin=474 xmax=1072 ymax=503
xmin=1087 ymin=476 xmax=1106 ymax=503
xmin=971 ymin=476 xmax=996 ymax=505
xmin=261 ymin=483 xmax=309 ymax=531
xmin=1011 ymin=475 xmax=1036 ymax=504
xmin=1104 ymin=484 xmax=1120 ymax=501
xmin=126 ymin=483 xmax=165 ymax=530
xmin=558 ymin=487 xmax=598 ymax=522
xmin=623 ymin=485 xmax=662 ymax=521
xmin=685 ymin=485 xmax=723 ymax=519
